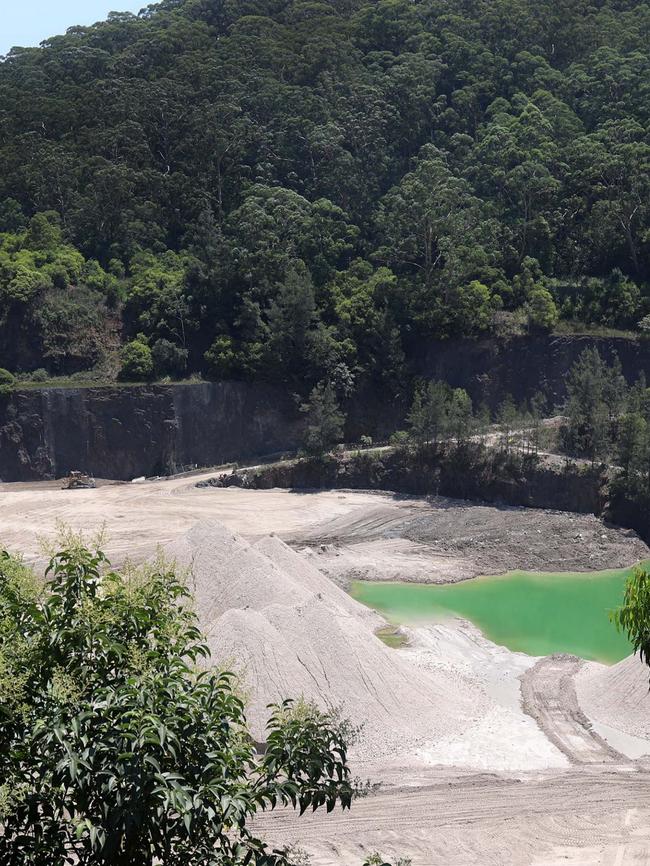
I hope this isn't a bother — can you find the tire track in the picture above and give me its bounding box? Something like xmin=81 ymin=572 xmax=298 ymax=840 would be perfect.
xmin=252 ymin=769 xmax=650 ymax=861
xmin=521 ymin=655 xmax=627 ymax=764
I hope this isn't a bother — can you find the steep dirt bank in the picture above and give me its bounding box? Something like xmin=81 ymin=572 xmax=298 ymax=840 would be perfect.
xmin=163 ymin=522 xmax=491 ymax=766
xmin=224 ymin=447 xmax=606 ymax=516
xmin=576 ymin=656 xmax=650 ymax=744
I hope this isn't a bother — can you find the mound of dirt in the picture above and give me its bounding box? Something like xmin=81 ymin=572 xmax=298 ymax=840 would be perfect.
xmin=163 ymin=520 xmax=571 ymax=771
xmin=166 ymin=521 xmax=312 ymax=620
xmin=576 ymin=654 xmax=650 ymax=741
xmin=164 ymin=521 xmax=490 ymax=763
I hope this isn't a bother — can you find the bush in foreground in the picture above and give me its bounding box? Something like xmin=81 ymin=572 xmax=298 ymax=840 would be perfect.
xmin=612 ymin=566 xmax=650 ymax=683
xmin=0 ymin=543 xmax=352 ymax=864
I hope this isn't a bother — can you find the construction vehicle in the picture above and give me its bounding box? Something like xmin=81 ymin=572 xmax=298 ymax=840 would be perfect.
xmin=62 ymin=471 xmax=96 ymax=490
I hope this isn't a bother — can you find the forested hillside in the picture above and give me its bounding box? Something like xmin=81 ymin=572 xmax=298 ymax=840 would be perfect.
xmin=1 ymin=0 xmax=649 ymax=397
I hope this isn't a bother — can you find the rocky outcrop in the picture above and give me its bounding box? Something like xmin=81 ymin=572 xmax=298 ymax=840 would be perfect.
xmin=2 ymin=334 xmax=649 ymax=483
xmin=0 ymin=382 xmax=302 ymax=481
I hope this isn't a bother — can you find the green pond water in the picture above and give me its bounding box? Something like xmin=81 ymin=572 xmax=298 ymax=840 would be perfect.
xmin=351 ymin=563 xmax=650 ymax=664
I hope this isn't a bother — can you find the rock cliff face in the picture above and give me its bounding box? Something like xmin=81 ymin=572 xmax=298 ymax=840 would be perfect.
xmin=0 ymin=382 xmax=302 ymax=481
xmin=1 ymin=335 xmax=649 ymax=482
xmin=417 ymin=335 xmax=650 ymax=409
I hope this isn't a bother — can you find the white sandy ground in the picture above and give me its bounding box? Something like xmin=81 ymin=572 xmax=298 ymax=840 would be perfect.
xmin=405 ymin=621 xmax=567 ymax=773
xmin=2 ymin=475 xmax=650 ymax=863
xmin=162 ymin=521 xmax=569 ymax=774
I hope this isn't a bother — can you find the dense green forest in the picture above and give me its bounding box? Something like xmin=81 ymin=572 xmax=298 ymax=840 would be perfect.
xmin=1 ymin=0 xmax=649 ymax=396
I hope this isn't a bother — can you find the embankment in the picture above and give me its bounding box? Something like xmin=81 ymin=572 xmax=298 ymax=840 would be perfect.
xmin=205 ymin=447 xmax=607 ymax=517
xmin=223 ymin=446 xmax=650 ymax=544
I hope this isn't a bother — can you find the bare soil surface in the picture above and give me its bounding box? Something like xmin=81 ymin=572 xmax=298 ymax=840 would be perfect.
xmin=295 ymin=494 xmax=648 ymax=586
xmin=521 ymin=656 xmax=627 ymax=765
xmin=2 ymin=473 xmax=650 ymax=865
xmin=250 ymin=628 xmax=650 ymax=864
xmin=252 ymin=767 xmax=650 ymax=866
xmin=2 ymin=474 xmax=646 ymax=581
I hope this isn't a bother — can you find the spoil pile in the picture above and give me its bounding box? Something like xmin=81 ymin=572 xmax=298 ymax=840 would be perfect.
xmin=165 ymin=521 xmax=479 ymax=763
xmin=576 ymin=654 xmax=650 ymax=741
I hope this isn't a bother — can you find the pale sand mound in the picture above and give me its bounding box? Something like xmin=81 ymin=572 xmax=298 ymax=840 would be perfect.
xmin=166 ymin=521 xmax=479 ymax=762
xmin=253 ymin=534 xmax=381 ymax=626
xmin=163 ymin=520 xmax=568 ymax=770
xmin=166 ymin=522 xmax=312 ymax=620
xmin=576 ymin=654 xmax=650 ymax=743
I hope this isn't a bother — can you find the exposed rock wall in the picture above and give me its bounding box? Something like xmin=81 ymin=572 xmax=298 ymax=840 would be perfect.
xmin=0 ymin=382 xmax=302 ymax=481
xmin=417 ymin=335 xmax=650 ymax=409
xmin=1 ymin=334 xmax=649 ymax=482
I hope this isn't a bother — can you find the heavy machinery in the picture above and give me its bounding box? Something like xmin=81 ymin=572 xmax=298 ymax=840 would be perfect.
xmin=62 ymin=471 xmax=96 ymax=490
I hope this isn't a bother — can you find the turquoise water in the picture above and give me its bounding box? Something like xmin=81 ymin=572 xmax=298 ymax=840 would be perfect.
xmin=351 ymin=564 xmax=649 ymax=664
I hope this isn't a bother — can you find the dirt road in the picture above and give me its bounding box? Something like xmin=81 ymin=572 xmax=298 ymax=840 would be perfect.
xmin=522 ymin=656 xmax=627 ymax=765
xmin=253 ymin=767 xmax=650 ymax=865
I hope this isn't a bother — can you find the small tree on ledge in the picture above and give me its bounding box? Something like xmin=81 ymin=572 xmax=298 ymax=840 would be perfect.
xmin=300 ymin=380 xmax=346 ymax=455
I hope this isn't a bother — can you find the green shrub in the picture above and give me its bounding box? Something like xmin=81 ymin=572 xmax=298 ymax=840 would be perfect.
xmin=527 ymin=287 xmax=559 ymax=331
xmin=0 ymin=367 xmax=16 ymax=395
xmin=363 ymin=855 xmax=412 ymax=866
xmin=299 ymin=380 xmax=346 ymax=455
xmin=204 ymin=334 xmax=237 ymax=378
xmin=151 ymin=338 xmax=188 ymax=377
xmin=119 ymin=339 xmax=153 ymax=381
xmin=0 ymin=543 xmax=353 ymax=864
xmin=29 ymin=368 xmax=49 ymax=383
xmin=389 ymin=430 xmax=410 ymax=447
xmin=34 ymin=287 xmax=107 ymax=373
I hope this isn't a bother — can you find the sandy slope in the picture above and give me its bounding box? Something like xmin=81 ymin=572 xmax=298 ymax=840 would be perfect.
xmin=296 ymin=495 xmax=649 ymax=587
xmin=576 ymin=654 xmax=650 ymax=746
xmin=406 ymin=621 xmax=566 ymax=773
xmin=163 ymin=521 xmax=562 ymax=770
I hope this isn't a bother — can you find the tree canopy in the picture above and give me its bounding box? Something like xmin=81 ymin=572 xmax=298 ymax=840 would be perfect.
xmin=1 ymin=0 xmax=650 ymax=392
